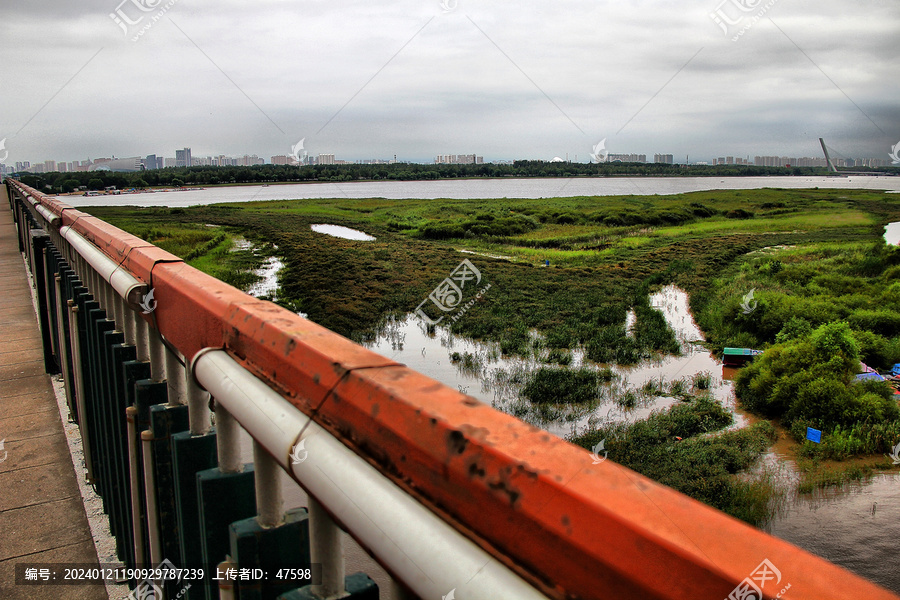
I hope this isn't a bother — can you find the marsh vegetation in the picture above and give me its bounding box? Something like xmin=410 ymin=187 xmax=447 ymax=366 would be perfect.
xmin=86 ymin=187 xmax=900 ymax=525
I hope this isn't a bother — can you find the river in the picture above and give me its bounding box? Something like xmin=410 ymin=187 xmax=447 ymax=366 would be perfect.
xmin=62 ymin=175 xmax=900 ymax=207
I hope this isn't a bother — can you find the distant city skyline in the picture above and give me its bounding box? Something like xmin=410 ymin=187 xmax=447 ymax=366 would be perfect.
xmin=1 ymin=137 xmax=896 ymax=172
xmin=1 ymin=1 xmax=897 ymax=172
xmin=2 ymin=144 xmax=890 ymax=176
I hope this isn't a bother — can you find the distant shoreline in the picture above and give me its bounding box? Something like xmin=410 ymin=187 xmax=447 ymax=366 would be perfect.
xmin=50 ymin=170 xmax=899 ymax=198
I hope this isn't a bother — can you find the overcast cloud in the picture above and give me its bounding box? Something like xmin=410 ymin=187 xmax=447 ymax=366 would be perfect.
xmin=1 ymin=0 xmax=898 ymax=165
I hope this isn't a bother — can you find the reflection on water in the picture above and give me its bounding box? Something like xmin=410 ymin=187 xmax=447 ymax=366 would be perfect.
xmin=766 ymin=475 xmax=900 ymax=593
xmin=624 ymin=309 xmax=636 ymax=337
xmin=362 ymin=286 xmax=739 ymax=438
xmin=232 ymin=238 xmax=284 ymax=300
xmin=310 ymin=224 xmax=376 ymax=240
xmin=650 ymin=285 xmax=704 ymax=344
xmin=246 ymin=256 xmax=284 ymax=299
xmin=885 ymin=221 xmax=900 ymax=246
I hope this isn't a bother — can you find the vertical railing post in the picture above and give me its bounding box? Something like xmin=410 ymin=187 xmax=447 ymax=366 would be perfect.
xmin=186 ymin=362 xmax=210 ymax=437
xmin=134 ymin=313 xmax=150 ymax=363
xmin=148 ymin=328 xmax=166 ymax=382
xmin=164 ymin=346 xmax=185 ymax=407
xmin=41 ymin=247 xmax=59 ymax=363
xmin=253 ymin=441 xmax=283 ymax=528
xmin=54 ymin=272 xmax=75 ymax=416
xmin=309 ymin=497 xmax=346 ymax=599
xmin=142 ymin=429 xmax=163 ymax=567
xmin=215 ymin=404 xmax=242 ymax=474
xmin=103 ymin=279 xmax=114 ymax=323
xmin=126 ymin=407 xmax=146 ymax=567
xmin=68 ymin=301 xmax=95 ymax=483
xmin=119 ymin=295 xmax=135 ymax=346
xmin=217 ymin=559 xmax=238 ymax=600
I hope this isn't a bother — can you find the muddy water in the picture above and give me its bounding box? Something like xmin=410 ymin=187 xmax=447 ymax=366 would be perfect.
xmin=362 ymin=285 xmax=900 ymax=593
xmin=232 ymin=238 xmax=286 ymax=301
xmin=364 ymin=286 xmax=745 ymax=438
xmin=246 ymin=256 xmax=284 ymax=299
xmin=766 ymin=475 xmax=900 ymax=592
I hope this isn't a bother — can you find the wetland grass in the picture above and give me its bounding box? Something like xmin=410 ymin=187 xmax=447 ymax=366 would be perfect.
xmin=571 ymin=397 xmax=778 ymax=524
xmin=85 ymin=188 xmax=900 ymax=518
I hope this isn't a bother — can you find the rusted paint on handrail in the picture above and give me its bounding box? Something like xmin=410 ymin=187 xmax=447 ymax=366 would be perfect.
xmin=8 ymin=178 xmax=899 ymax=600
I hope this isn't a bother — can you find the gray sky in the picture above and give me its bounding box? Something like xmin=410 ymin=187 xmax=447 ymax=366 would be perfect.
xmin=1 ymin=0 xmax=898 ymax=165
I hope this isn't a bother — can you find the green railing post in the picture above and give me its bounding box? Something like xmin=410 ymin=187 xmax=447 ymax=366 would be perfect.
xmin=196 ymin=465 xmax=257 ymax=600
xmin=277 ymin=574 xmax=379 ymax=600
xmin=228 ymin=507 xmax=311 ymax=600
xmin=148 ymin=403 xmax=191 ymax=598
xmin=171 ymin=429 xmax=219 ymax=599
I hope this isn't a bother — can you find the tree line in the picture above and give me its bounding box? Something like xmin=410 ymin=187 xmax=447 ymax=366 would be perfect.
xmin=10 ymin=161 xmax=896 ymax=193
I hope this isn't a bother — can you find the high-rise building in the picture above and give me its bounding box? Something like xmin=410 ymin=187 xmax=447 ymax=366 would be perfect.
xmin=271 ymin=155 xmax=290 ymax=165
xmin=318 ymin=154 xmax=335 ymax=165
xmin=608 ymin=153 xmax=646 ymax=163
xmin=144 ymin=155 xmax=158 ymax=170
xmin=88 ymin=157 xmax=143 ymax=172
xmin=856 ymin=157 xmax=888 ymax=167
xmin=435 ymin=154 xmax=484 ymax=165
xmin=754 ymin=156 xmax=832 ymax=168
xmin=175 ymin=147 xmax=192 ymax=168
xmin=654 ymin=154 xmax=674 ymax=164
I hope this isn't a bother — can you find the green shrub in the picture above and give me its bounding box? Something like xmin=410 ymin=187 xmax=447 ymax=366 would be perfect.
xmin=570 ymin=398 xmax=777 ymax=524
xmin=775 ymin=317 xmax=812 ymax=343
xmin=737 ymin=321 xmax=899 ymax=432
xmin=848 ymin=310 xmax=900 ymax=337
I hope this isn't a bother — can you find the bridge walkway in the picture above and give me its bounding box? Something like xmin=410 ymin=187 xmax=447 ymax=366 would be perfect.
xmin=0 ymin=184 xmax=107 ymax=600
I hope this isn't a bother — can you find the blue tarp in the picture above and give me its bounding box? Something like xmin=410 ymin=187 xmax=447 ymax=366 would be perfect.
xmin=892 ymin=363 xmax=900 ymax=376
xmin=855 ymin=372 xmax=885 ymax=382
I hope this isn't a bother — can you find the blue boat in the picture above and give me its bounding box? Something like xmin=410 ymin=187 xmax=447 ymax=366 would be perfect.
xmin=723 ymin=347 xmax=762 ymax=366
